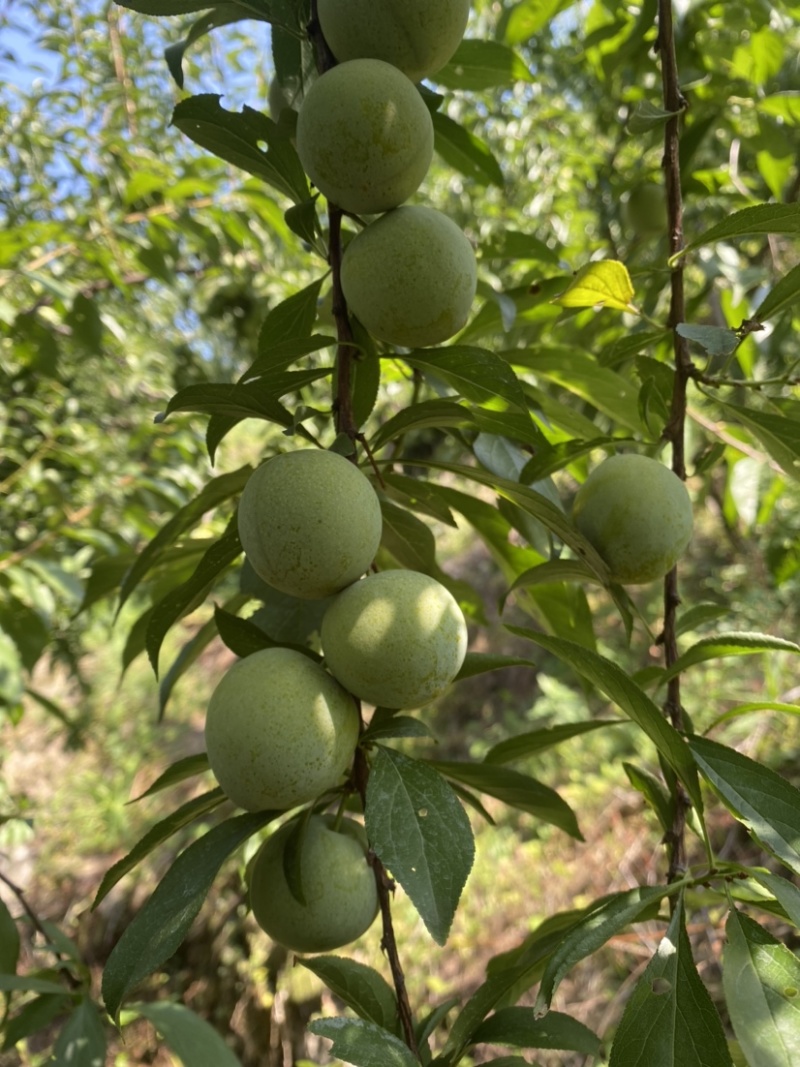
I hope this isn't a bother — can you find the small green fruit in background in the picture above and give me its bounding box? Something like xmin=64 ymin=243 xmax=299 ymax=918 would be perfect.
xmin=321 ymin=569 xmax=468 ymax=709
xmin=623 ymin=183 xmax=667 ymax=235
xmin=238 ymin=449 xmax=382 ymax=600
xmin=318 ymin=0 xmax=470 ymax=83
xmin=341 ymin=205 xmax=477 ymax=348
xmin=296 ymin=58 xmax=433 ymax=214
xmin=572 ymin=453 xmax=693 ymax=585
xmin=249 ymin=815 xmax=378 ymax=953
xmin=205 ymin=648 xmax=359 ymax=811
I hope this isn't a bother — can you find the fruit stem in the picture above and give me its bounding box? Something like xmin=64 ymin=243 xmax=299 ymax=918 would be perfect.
xmin=656 ymin=0 xmax=692 ymax=885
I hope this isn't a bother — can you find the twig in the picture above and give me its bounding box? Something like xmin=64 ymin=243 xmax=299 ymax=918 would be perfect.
xmin=656 ymin=0 xmax=691 ymax=884
xmin=0 ymin=868 xmax=81 ymax=989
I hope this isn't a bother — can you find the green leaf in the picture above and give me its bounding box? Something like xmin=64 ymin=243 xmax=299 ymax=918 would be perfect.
xmin=455 ymin=652 xmax=538 ymax=680
xmin=651 ymin=632 xmax=800 ymax=686
xmin=365 ymin=747 xmax=474 ymax=946
xmin=49 ymin=998 xmax=106 ymax=1067
xmin=510 ymin=629 xmax=703 ymax=812
xmin=753 ymin=262 xmax=800 ymax=322
xmin=501 ymin=0 xmax=573 ymax=43
xmin=479 ymin=229 xmax=560 ymax=265
xmin=723 ymin=908 xmax=800 ymax=1067
xmin=259 ymin=278 xmax=325 ymax=349
xmin=757 ymin=92 xmax=800 ymax=125
xmin=753 ymin=872 xmax=800 ymax=931
xmin=676 ymin=323 xmax=739 ymax=357
xmin=534 ymin=885 xmax=681 ymax=1015
xmin=427 ymin=760 xmax=582 ymax=839
xmin=404 ymin=346 xmax=527 ymax=412
xmin=146 ymin=514 xmax=243 ymax=676
xmin=117 ymin=0 xmax=244 ymax=12
xmin=484 ymin=720 xmax=622 ymax=766
xmin=241 ymin=333 xmax=335 ymax=380
xmin=102 ymin=810 xmax=276 ymax=1019
xmin=379 ymin=500 xmax=439 ymax=575
xmin=627 ymin=100 xmax=682 ymax=134
xmin=623 ymin=762 xmax=673 ymax=833
xmin=680 ymin=204 xmax=800 ymax=257
xmin=299 ymin=957 xmax=399 ymax=1035
xmin=472 ymin=1008 xmax=600 ymax=1054
xmin=165 ymin=6 xmax=255 ymax=90
xmin=0 ymin=975 xmax=69 ymax=995
xmin=2 ymin=993 xmax=71 ymax=1053
xmin=172 ymin=94 xmax=309 ymax=203
xmin=213 ymin=605 xmax=280 ymax=657
xmin=308 ymin=1017 xmax=418 ymax=1067
xmin=689 ymin=737 xmax=800 ymax=876
xmin=552 ymin=261 xmax=637 ymax=313
xmin=132 ymin=1000 xmax=245 ymax=1066
xmin=163 ymin=374 xmax=325 ymax=421
xmin=361 ymin=711 xmax=433 ymax=743
xmin=435 ymin=40 xmax=533 ymax=91
xmin=369 ymin=399 xmax=475 ymax=453
xmin=717 ymin=401 xmax=800 ymax=482
xmin=0 ymin=897 xmax=19 ymax=975
xmin=608 ymin=893 xmax=733 ymax=1067
xmin=93 ymin=789 xmax=226 ymax=908
xmin=705 ymin=702 xmax=800 ymax=733
xmin=432 ymin=111 xmax=504 ymax=187
xmin=117 ymin=466 xmax=251 ymax=612
xmin=130 ymin=753 xmax=212 ymax=803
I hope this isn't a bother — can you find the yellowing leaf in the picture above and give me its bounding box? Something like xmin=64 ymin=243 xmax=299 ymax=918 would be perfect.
xmin=553 ymin=261 xmax=637 ymax=313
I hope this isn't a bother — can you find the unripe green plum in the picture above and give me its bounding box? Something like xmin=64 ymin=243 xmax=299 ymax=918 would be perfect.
xmin=341 ymin=205 xmax=477 ymax=348
xmin=238 ymin=449 xmax=382 ymax=600
xmin=318 ymin=0 xmax=470 ymax=83
xmin=295 ymin=59 xmax=433 ymax=214
xmin=572 ymin=454 xmax=693 ymax=585
xmin=321 ymin=569 xmax=468 ymax=709
xmin=249 ymin=815 xmax=378 ymax=953
xmin=204 ymin=648 xmax=359 ymax=811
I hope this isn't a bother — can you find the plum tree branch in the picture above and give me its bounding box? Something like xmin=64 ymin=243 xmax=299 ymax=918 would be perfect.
xmin=656 ymin=0 xmax=691 ymax=884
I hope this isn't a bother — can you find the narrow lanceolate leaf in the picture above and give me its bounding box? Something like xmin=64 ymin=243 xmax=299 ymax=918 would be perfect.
xmin=427 ymin=760 xmax=581 ymax=839
xmin=129 ymin=753 xmax=211 ymax=803
xmin=117 ymin=465 xmax=251 ymax=611
xmin=724 ymin=908 xmax=800 ymax=1067
xmin=651 ymin=632 xmax=800 ymax=685
xmin=132 ymin=1000 xmax=245 ymax=1067
xmin=753 ymin=872 xmax=800 ymax=931
xmin=627 ymin=100 xmax=682 ymax=134
xmin=552 ymin=261 xmax=637 ymax=313
xmin=689 ymin=737 xmax=800 ymax=876
xmin=146 ymin=514 xmax=243 ymax=676
xmin=623 ymin=763 xmax=673 ymax=833
xmin=365 ymin=747 xmax=474 ymax=946
xmin=680 ymin=203 xmax=800 ymax=257
xmin=609 ymin=894 xmax=733 ymax=1067
xmin=93 ymin=789 xmax=226 ymax=908
xmin=510 ymin=629 xmax=703 ymax=812
xmin=102 ymin=810 xmax=276 ymax=1020
xmin=368 ymin=399 xmax=475 ymax=453
xmin=49 ymin=997 xmax=106 ymax=1067
xmin=753 ymin=262 xmax=800 ymax=322
xmin=172 ymin=95 xmax=309 ymax=203
xmin=717 ymin=401 xmax=800 ymax=482
xmin=0 ymin=897 xmax=19 ymax=975
xmin=308 ymin=1017 xmax=418 ymax=1067
xmin=213 ymin=605 xmax=280 ymax=658
xmin=258 ymin=278 xmax=325 ymax=349
xmin=165 ymin=6 xmax=254 ymax=90
xmin=432 ymin=111 xmax=504 ymax=187
xmin=676 ymin=323 xmax=739 ymax=357
xmin=534 ymin=885 xmax=681 ymax=1015
xmin=404 ymin=346 xmax=527 ymax=412
xmin=435 ymin=39 xmax=533 ymax=91
xmin=484 ymin=721 xmax=621 ymax=765
xmin=299 ymin=957 xmax=400 ymax=1035
xmin=705 ymin=701 xmax=800 ymax=733
xmin=472 ymin=1008 xmax=600 ymax=1054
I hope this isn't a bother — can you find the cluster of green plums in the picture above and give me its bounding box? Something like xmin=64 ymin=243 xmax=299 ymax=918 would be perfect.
xmin=293 ymin=0 xmax=476 ymax=349
xmin=204 ymin=449 xmax=468 ymax=953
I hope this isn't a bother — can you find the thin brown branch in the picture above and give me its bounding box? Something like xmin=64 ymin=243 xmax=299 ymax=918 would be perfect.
xmin=0 ymin=868 xmax=82 ymax=989
xmin=656 ymin=0 xmax=691 ymax=884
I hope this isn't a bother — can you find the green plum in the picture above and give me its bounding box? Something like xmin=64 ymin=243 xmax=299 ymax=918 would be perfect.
xmin=249 ymin=815 xmax=378 ymax=953
xmin=341 ymin=205 xmax=477 ymax=348
xmin=318 ymin=0 xmax=470 ymax=83
xmin=321 ymin=569 xmax=468 ymax=709
xmin=295 ymin=58 xmax=433 ymax=214
xmin=204 ymin=648 xmax=359 ymax=812
xmin=572 ymin=453 xmax=693 ymax=585
xmin=237 ymin=449 xmax=382 ymax=600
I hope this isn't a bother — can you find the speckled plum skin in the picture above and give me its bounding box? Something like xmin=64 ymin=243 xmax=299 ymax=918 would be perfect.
xmin=204 ymin=648 xmax=360 ymax=812
xmin=237 ymin=449 xmax=382 ymax=600
xmin=341 ymin=205 xmax=477 ymax=348
xmin=249 ymin=815 xmax=378 ymax=953
xmin=295 ymin=59 xmax=433 ymax=214
xmin=321 ymin=569 xmax=468 ymax=709
xmin=318 ymin=0 xmax=470 ymax=83
xmin=572 ymin=453 xmax=693 ymax=585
